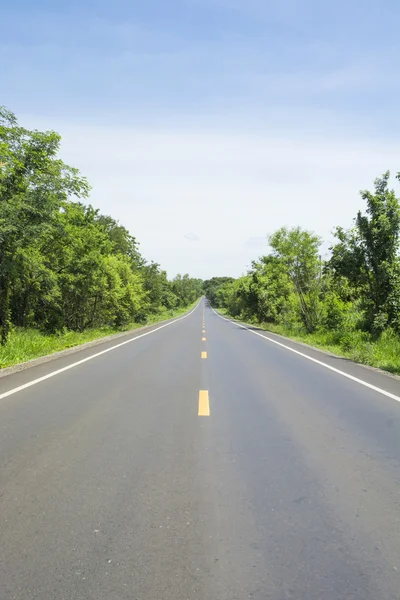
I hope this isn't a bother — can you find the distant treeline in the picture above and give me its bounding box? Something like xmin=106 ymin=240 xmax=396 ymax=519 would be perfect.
xmin=204 ymin=171 xmax=400 ymax=366
xmin=0 ymin=107 xmax=202 ymax=345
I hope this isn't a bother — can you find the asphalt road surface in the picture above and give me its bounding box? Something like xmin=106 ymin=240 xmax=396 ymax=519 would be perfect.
xmin=1 ymin=299 xmax=400 ymax=599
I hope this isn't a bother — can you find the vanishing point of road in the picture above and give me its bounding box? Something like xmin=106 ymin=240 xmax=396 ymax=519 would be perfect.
xmin=1 ymin=299 xmax=399 ymax=599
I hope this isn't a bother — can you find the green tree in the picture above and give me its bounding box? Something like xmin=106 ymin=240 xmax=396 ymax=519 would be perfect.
xmin=216 ymin=276 xmax=252 ymax=318
xmin=172 ymin=274 xmax=203 ymax=306
xmin=329 ymin=172 xmax=400 ymax=333
xmin=268 ymin=227 xmax=323 ymax=332
xmin=101 ymin=254 xmax=146 ymax=327
xmin=203 ymin=277 xmax=235 ymax=306
xmin=95 ymin=214 xmax=144 ymax=268
xmin=0 ymin=105 xmax=204 ymax=348
xmin=0 ymin=107 xmax=89 ymax=343
xmin=248 ymin=256 xmax=294 ymax=325
xmin=140 ymin=262 xmax=167 ymax=315
xmin=38 ymin=202 xmax=114 ymax=331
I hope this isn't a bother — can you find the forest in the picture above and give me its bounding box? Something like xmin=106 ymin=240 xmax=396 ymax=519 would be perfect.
xmin=204 ymin=171 xmax=400 ymax=374
xmin=0 ymin=107 xmax=202 ymax=366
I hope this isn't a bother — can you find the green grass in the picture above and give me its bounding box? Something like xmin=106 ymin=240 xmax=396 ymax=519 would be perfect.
xmin=259 ymin=323 xmax=400 ymax=374
xmin=145 ymin=302 xmax=197 ymax=325
xmin=217 ymin=309 xmax=400 ymax=376
xmin=0 ymin=302 xmax=197 ymax=370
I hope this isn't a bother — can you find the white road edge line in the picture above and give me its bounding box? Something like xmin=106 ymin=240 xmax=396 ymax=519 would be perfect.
xmin=211 ymin=307 xmax=400 ymax=404
xmin=0 ymin=301 xmax=202 ymax=401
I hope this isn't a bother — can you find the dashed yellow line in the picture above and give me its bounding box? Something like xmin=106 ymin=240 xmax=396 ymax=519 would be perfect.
xmin=199 ymin=306 xmax=209 ymax=416
xmin=198 ymin=390 xmax=210 ymax=416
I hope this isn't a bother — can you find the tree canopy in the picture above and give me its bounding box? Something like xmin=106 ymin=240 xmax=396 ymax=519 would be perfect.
xmin=205 ymin=171 xmax=400 ymax=349
xmin=0 ymin=107 xmax=203 ymax=345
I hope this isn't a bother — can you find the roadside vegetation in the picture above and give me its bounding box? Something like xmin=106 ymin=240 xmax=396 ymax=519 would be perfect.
xmin=4 ymin=105 xmax=400 ymax=375
xmin=0 ymin=301 xmax=197 ymax=369
xmin=204 ymin=171 xmax=400 ymax=375
xmin=0 ymin=107 xmax=202 ymax=367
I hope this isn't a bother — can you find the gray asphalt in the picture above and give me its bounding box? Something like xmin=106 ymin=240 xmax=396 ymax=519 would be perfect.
xmin=1 ymin=299 xmax=400 ymax=599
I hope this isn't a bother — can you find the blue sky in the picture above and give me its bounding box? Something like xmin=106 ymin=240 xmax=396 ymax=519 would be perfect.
xmin=2 ymin=0 xmax=400 ymax=278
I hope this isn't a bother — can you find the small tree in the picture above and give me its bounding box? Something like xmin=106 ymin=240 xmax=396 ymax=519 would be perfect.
xmin=268 ymin=227 xmax=323 ymax=332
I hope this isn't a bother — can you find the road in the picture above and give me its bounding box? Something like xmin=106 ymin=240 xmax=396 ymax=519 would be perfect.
xmin=0 ymin=299 xmax=400 ymax=599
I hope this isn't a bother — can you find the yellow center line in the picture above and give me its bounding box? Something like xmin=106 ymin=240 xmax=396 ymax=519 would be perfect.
xmin=201 ymin=351 xmax=207 ymax=359
xmin=202 ymin=337 xmax=206 ymax=341
xmin=198 ymin=390 xmax=210 ymax=416
xmin=202 ymin=329 xmax=205 ymax=333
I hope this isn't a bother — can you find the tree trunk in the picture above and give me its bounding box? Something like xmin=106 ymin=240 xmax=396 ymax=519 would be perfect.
xmin=0 ymin=271 xmax=11 ymax=345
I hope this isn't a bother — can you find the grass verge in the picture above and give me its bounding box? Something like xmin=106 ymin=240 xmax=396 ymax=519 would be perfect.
xmin=0 ymin=301 xmax=198 ymax=370
xmin=217 ymin=309 xmax=400 ymax=376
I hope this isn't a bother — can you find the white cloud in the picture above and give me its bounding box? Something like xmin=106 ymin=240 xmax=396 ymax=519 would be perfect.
xmin=21 ymin=116 xmax=400 ymax=279
xmin=184 ymin=232 xmax=200 ymax=241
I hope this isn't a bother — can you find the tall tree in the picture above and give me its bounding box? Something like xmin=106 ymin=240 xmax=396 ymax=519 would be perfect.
xmin=268 ymin=227 xmax=323 ymax=332
xmin=95 ymin=214 xmax=144 ymax=268
xmin=329 ymin=172 xmax=400 ymax=332
xmin=0 ymin=107 xmax=89 ymax=343
xmin=248 ymin=256 xmax=293 ymax=324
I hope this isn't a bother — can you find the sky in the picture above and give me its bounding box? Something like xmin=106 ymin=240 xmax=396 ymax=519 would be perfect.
xmin=2 ymin=0 xmax=400 ymax=279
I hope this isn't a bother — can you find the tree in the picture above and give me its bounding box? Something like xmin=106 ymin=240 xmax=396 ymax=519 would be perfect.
xmin=248 ymin=256 xmax=294 ymax=325
xmin=216 ymin=276 xmax=252 ymax=318
xmin=95 ymin=214 xmax=144 ymax=268
xmin=101 ymin=255 xmax=146 ymax=327
xmin=140 ymin=262 xmax=167 ymax=314
xmin=172 ymin=274 xmax=203 ymax=306
xmin=0 ymin=105 xmax=203 ymax=346
xmin=203 ymin=277 xmax=235 ymax=306
xmin=268 ymin=227 xmax=323 ymax=332
xmin=0 ymin=107 xmax=89 ymax=343
xmin=328 ymin=172 xmax=400 ymax=333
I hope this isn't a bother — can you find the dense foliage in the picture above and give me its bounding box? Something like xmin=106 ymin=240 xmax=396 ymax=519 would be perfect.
xmin=0 ymin=107 xmax=202 ymax=346
xmin=206 ymin=172 xmax=400 ymax=368
xmin=203 ymin=277 xmax=235 ymax=306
